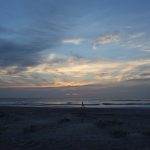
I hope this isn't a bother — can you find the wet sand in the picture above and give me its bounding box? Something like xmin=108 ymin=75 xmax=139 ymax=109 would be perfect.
xmin=0 ymin=106 xmax=150 ymax=150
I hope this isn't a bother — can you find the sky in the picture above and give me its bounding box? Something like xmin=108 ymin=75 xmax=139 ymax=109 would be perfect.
xmin=0 ymin=0 xmax=150 ymax=98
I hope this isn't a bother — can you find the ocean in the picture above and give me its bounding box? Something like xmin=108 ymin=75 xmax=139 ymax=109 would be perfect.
xmin=0 ymin=98 xmax=150 ymax=108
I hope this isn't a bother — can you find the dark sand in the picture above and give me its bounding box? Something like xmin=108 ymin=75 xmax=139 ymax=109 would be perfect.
xmin=0 ymin=106 xmax=150 ymax=150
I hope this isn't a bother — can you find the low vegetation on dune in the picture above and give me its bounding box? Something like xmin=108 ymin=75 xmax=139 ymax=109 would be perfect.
xmin=58 ymin=118 xmax=71 ymax=124
xmin=23 ymin=125 xmax=38 ymax=134
xmin=142 ymin=130 xmax=150 ymax=136
xmin=111 ymin=130 xmax=128 ymax=138
xmin=96 ymin=120 xmax=123 ymax=128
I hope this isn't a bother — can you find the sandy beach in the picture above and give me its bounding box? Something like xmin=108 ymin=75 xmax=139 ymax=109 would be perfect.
xmin=0 ymin=106 xmax=150 ymax=150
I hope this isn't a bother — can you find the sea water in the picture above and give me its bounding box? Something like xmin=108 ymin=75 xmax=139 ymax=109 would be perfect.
xmin=0 ymin=98 xmax=150 ymax=108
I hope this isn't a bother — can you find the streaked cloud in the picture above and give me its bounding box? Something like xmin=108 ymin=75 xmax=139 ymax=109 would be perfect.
xmin=62 ymin=38 xmax=85 ymax=45
xmin=142 ymin=50 xmax=150 ymax=53
xmin=0 ymin=54 xmax=150 ymax=88
xmin=129 ymin=32 xmax=145 ymax=39
xmin=92 ymin=33 xmax=120 ymax=49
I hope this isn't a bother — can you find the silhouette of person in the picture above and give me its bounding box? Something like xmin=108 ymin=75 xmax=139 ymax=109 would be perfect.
xmin=81 ymin=101 xmax=84 ymax=108
xmin=81 ymin=101 xmax=86 ymax=122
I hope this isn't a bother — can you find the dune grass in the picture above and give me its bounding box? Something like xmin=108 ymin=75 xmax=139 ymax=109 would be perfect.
xmin=142 ymin=130 xmax=150 ymax=136
xmin=23 ymin=125 xmax=37 ymax=133
xmin=111 ymin=130 xmax=128 ymax=138
xmin=58 ymin=118 xmax=70 ymax=124
xmin=96 ymin=120 xmax=122 ymax=128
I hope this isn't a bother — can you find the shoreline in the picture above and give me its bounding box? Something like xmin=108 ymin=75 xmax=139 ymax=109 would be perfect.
xmin=1 ymin=104 xmax=150 ymax=109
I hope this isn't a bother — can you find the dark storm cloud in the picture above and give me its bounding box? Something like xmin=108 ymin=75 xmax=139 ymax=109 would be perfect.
xmin=0 ymin=0 xmax=94 ymax=69
xmin=0 ymin=22 xmax=67 ymax=68
xmin=0 ymin=38 xmax=41 ymax=67
xmin=0 ymin=0 xmax=71 ymax=69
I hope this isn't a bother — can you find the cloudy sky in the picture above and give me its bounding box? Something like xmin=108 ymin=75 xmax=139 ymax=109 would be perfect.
xmin=0 ymin=0 xmax=150 ymax=98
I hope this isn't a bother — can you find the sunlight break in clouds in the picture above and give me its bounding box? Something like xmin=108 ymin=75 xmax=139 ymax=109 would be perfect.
xmin=143 ymin=50 xmax=150 ymax=53
xmin=62 ymin=38 xmax=85 ymax=45
xmin=0 ymin=53 xmax=150 ymax=88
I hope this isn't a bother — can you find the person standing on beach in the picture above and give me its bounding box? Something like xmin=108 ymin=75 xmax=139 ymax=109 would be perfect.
xmin=81 ymin=101 xmax=85 ymax=108
xmin=81 ymin=101 xmax=86 ymax=122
